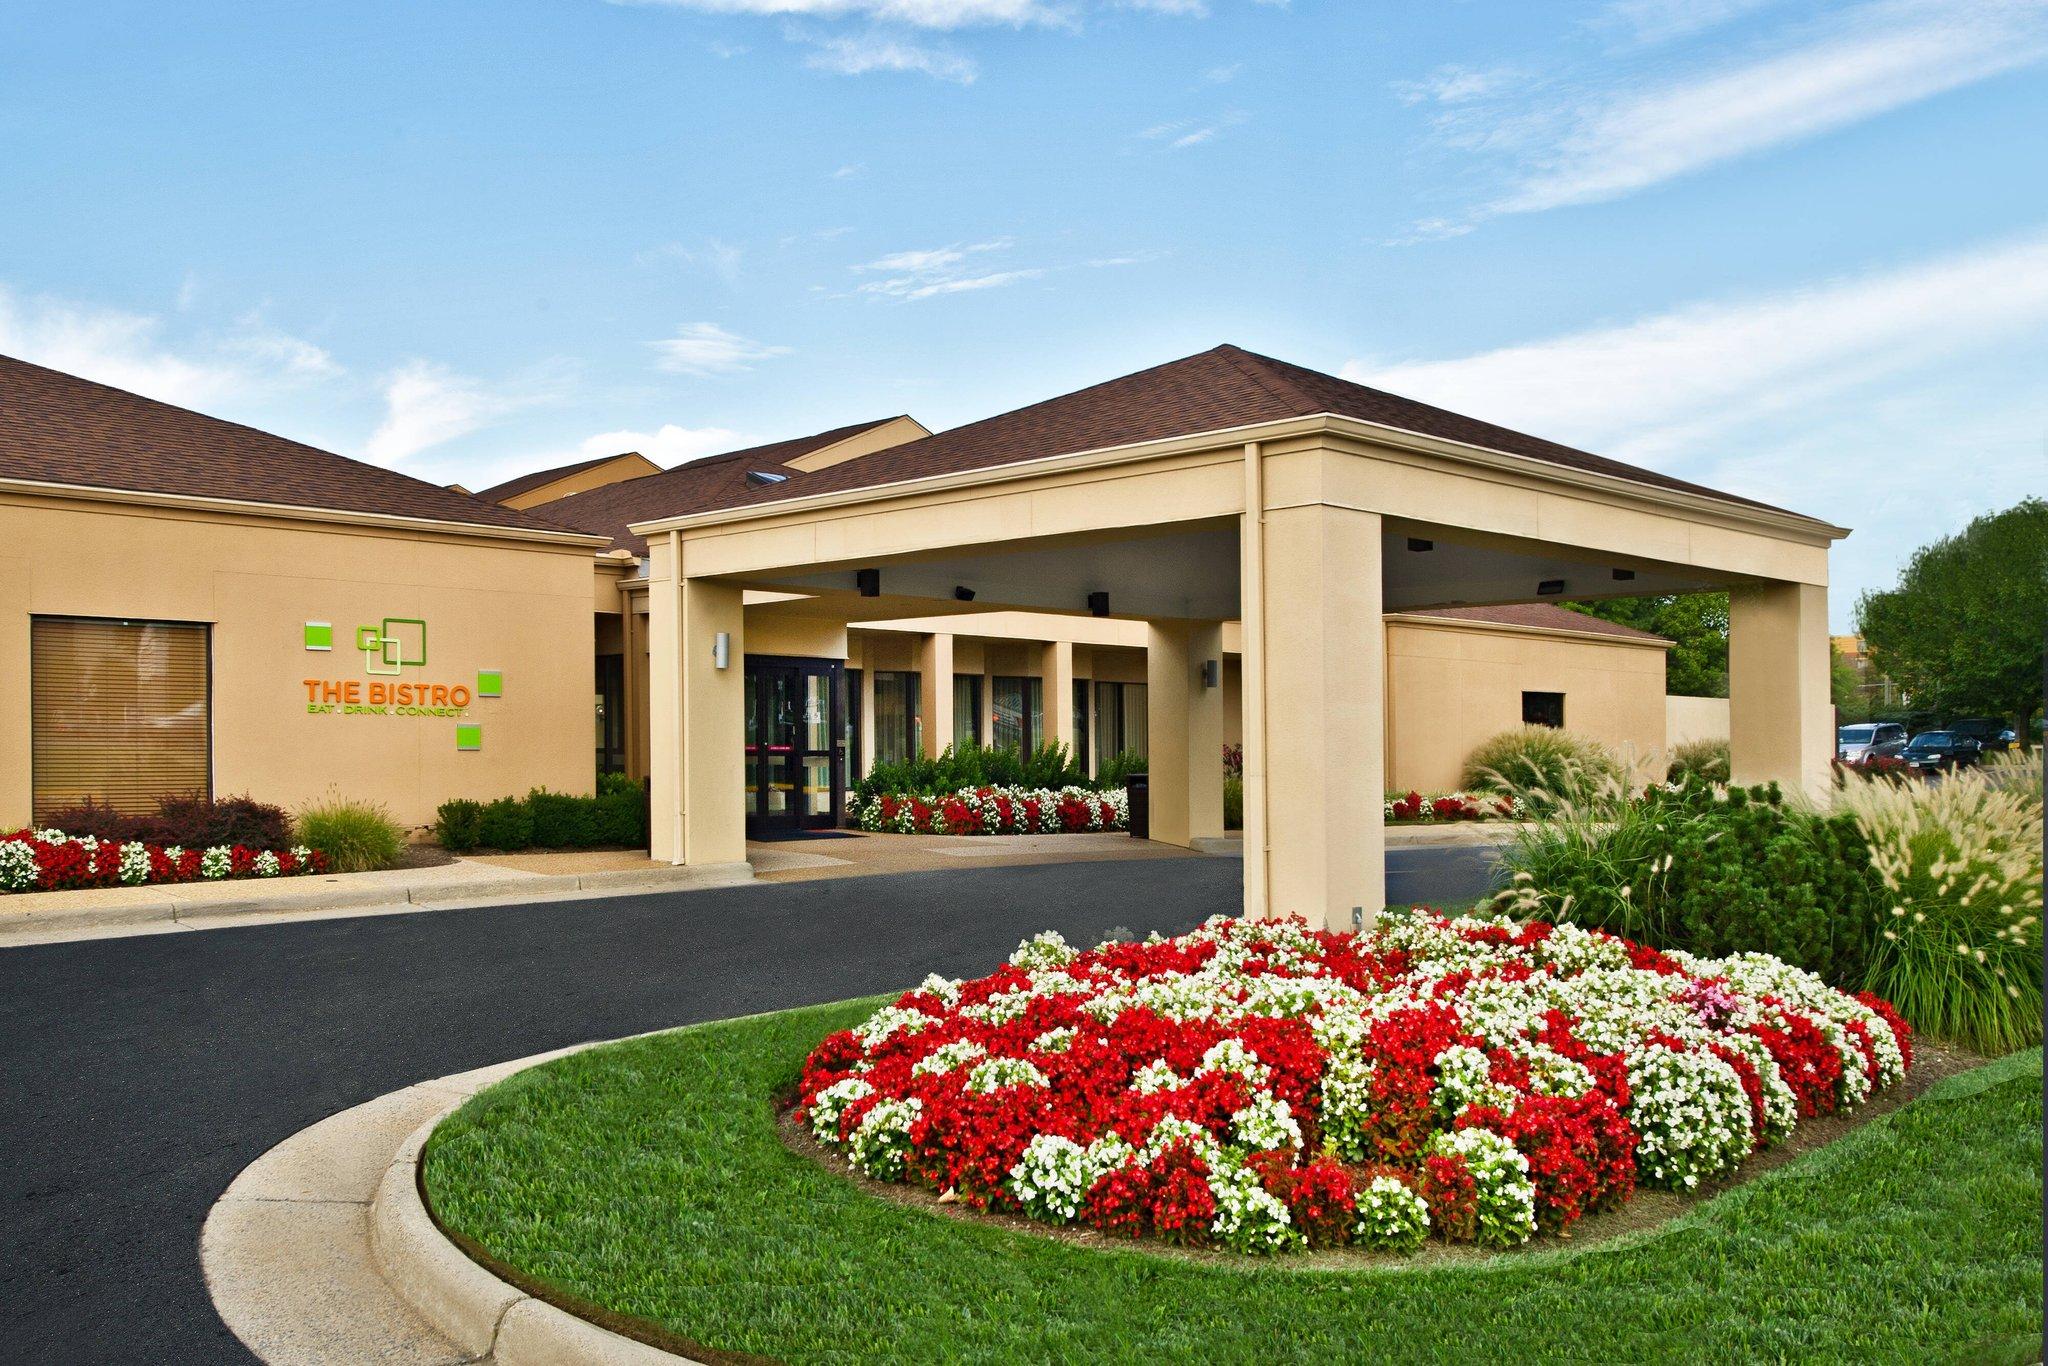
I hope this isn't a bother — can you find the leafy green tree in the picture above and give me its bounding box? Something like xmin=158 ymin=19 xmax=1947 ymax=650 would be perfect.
xmin=1566 ymin=592 xmax=1729 ymax=697
xmin=1831 ymin=641 xmax=1867 ymax=720
xmin=1856 ymin=498 xmax=2048 ymax=744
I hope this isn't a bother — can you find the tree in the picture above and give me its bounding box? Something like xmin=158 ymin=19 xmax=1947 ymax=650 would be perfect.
xmin=1566 ymin=592 xmax=1729 ymax=697
xmin=1830 ymin=640 xmax=1866 ymax=719
xmin=1856 ymin=497 xmax=2048 ymax=744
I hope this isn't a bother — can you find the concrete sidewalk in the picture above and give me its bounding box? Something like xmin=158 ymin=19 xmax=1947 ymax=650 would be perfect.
xmin=0 ymin=855 xmax=753 ymax=944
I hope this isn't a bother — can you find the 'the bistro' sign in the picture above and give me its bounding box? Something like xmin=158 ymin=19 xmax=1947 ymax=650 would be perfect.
xmin=301 ymin=617 xmax=499 ymax=748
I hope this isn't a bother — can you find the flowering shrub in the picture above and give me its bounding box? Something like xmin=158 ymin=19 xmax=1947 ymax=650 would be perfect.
xmin=796 ymin=911 xmax=1910 ymax=1256
xmin=0 ymin=828 xmax=327 ymax=893
xmin=1385 ymin=790 xmax=1526 ymax=823
xmin=853 ymin=786 xmax=1129 ymax=836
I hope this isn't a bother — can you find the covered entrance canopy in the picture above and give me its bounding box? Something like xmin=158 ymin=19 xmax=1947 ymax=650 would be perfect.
xmin=633 ymin=346 xmax=1846 ymax=929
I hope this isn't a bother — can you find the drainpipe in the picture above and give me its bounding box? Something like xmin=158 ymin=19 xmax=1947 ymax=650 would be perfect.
xmin=1240 ymin=441 xmax=1272 ymax=919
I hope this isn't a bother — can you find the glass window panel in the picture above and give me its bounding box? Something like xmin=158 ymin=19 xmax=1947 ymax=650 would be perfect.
xmin=952 ymin=675 xmax=981 ymax=749
xmin=1123 ymin=683 xmax=1148 ymax=760
xmin=32 ymin=617 xmax=210 ymax=820
xmin=992 ymin=675 xmax=1026 ymax=751
xmin=874 ymin=671 xmax=916 ymax=765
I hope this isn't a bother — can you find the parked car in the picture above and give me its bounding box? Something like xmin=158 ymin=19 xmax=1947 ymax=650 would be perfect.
xmin=1947 ymin=717 xmax=2016 ymax=753
xmin=1900 ymin=729 xmax=1983 ymax=772
xmin=1837 ymin=722 xmax=1907 ymax=764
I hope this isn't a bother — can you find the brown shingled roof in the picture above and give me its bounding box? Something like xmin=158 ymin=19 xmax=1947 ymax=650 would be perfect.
xmin=693 ymin=344 xmax=1793 ymax=519
xmin=538 ymin=416 xmax=907 ymax=553
xmin=0 ymin=353 xmax=588 ymax=537
xmin=1412 ymin=603 xmax=1670 ymax=642
xmin=473 ymin=450 xmax=641 ymax=505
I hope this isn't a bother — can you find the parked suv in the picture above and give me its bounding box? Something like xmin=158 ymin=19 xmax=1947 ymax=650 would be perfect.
xmin=1947 ymin=717 xmax=2017 ymax=754
xmin=1900 ymin=729 xmax=1983 ymax=772
xmin=1837 ymin=722 xmax=1907 ymax=764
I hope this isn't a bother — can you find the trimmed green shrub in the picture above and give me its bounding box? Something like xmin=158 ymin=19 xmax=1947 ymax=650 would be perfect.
xmin=1223 ymin=775 xmax=1244 ymax=831
xmin=1665 ymin=737 xmax=1732 ymax=785
xmin=852 ymin=742 xmax=1104 ymax=801
xmin=476 ymin=797 xmax=535 ymax=852
xmin=294 ymin=795 xmax=405 ymax=873
xmin=434 ymin=799 xmax=485 ymax=854
xmin=1093 ymin=748 xmax=1147 ymax=792
xmin=1460 ymin=726 xmax=1623 ymax=807
xmin=1497 ymin=778 xmax=1882 ymax=986
xmin=439 ymin=781 xmax=647 ymax=853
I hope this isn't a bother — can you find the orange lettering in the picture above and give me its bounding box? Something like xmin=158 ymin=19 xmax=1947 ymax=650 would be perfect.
xmin=369 ymin=682 xmax=388 ymax=705
xmin=449 ymin=686 xmax=471 ymax=708
xmin=344 ymin=681 xmax=362 ymax=704
xmin=303 ymin=679 xmax=322 ymax=702
xmin=396 ymin=683 xmax=413 ymax=706
xmin=429 ymin=684 xmax=449 ymax=707
xmin=321 ymin=680 xmax=344 ymax=704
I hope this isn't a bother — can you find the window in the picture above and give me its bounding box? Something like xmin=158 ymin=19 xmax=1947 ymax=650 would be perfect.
xmin=1093 ymin=681 xmax=1148 ymax=763
xmin=1072 ymin=679 xmax=1089 ymax=772
xmin=992 ymin=675 xmax=1043 ymax=752
xmin=952 ymin=674 xmax=982 ymax=749
xmin=32 ymin=616 xmax=210 ymax=820
xmin=873 ymin=670 xmax=920 ymax=765
xmin=1522 ymin=691 xmax=1565 ymax=728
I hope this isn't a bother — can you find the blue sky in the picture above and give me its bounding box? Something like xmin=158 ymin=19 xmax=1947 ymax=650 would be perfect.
xmin=3 ymin=0 xmax=2044 ymax=628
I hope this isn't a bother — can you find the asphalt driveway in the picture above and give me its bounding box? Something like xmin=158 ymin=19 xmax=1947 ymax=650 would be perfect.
xmin=0 ymin=848 xmax=1495 ymax=1364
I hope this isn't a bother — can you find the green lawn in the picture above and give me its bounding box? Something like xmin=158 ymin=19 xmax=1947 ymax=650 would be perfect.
xmin=423 ymin=999 xmax=2044 ymax=1364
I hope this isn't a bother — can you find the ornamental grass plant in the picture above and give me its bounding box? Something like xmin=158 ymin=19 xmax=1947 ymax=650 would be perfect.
xmin=1664 ymin=737 xmax=1731 ymax=785
xmin=1459 ymin=726 xmax=1625 ymax=812
xmin=293 ymin=793 xmax=405 ymax=872
xmin=1839 ymin=752 xmax=2044 ymax=1056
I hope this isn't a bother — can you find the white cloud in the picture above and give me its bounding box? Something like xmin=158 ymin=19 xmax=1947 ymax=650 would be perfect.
xmin=363 ymin=361 xmax=522 ymax=465
xmin=0 ymin=286 xmax=337 ymax=409
xmin=637 ymin=238 xmax=744 ymax=284
xmin=830 ymin=162 xmax=866 ymax=179
xmin=621 ymin=0 xmax=1063 ymax=30
xmin=1591 ymin=0 xmax=1781 ymax=47
xmin=1344 ymin=229 xmax=2048 ymax=461
xmin=1203 ymin=62 xmax=1241 ymax=83
xmin=648 ymin=321 xmax=792 ymax=375
xmin=573 ymin=423 xmax=744 ymax=465
xmin=1135 ymin=107 xmax=1247 ymax=148
xmin=851 ymin=238 xmax=1044 ymax=298
xmin=1406 ymin=0 xmax=2048 ymax=233
xmin=801 ymin=32 xmax=979 ymax=81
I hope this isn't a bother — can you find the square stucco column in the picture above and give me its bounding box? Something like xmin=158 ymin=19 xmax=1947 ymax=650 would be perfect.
xmin=649 ymin=569 xmax=746 ymax=866
xmin=1145 ymin=620 xmax=1225 ymax=847
xmin=1252 ymin=504 xmax=1385 ymax=930
xmin=1041 ymin=639 xmax=1077 ymax=753
xmin=1729 ymin=581 xmax=1832 ymax=800
xmin=917 ymin=632 xmax=953 ymax=757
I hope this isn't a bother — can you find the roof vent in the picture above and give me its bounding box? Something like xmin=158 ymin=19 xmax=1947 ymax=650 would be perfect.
xmin=745 ymin=469 xmax=790 ymax=486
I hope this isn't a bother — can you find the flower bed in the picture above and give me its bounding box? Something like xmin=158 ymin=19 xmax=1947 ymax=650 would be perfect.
xmin=1385 ymin=790 xmax=1527 ymax=823
xmin=795 ymin=911 xmax=1912 ymax=1256
xmin=0 ymin=828 xmax=328 ymax=893
xmin=853 ymin=785 xmax=1128 ymax=836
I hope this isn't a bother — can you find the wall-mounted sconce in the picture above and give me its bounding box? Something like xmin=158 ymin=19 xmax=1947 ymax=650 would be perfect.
xmin=953 ymin=585 xmax=976 ymax=602
xmin=1201 ymin=659 xmax=1221 ymax=690
xmin=856 ymin=568 xmax=880 ymax=598
xmin=1406 ymin=537 xmax=1434 ymax=552
xmin=1087 ymin=591 xmax=1110 ymax=618
xmin=713 ymin=631 xmax=730 ymax=669
xmin=1537 ymin=579 xmax=1566 ymax=596
xmin=1612 ymin=568 xmax=1637 ymax=581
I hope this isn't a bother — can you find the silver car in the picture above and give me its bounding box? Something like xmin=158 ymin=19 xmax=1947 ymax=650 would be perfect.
xmin=1837 ymin=722 xmax=1907 ymax=763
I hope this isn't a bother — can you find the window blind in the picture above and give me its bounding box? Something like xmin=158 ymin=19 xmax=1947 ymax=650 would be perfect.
xmin=32 ymin=617 xmax=210 ymax=820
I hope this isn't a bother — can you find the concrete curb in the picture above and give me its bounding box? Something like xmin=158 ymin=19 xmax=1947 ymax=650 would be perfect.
xmin=205 ymin=1040 xmax=699 ymax=1363
xmin=1 ymin=861 xmax=756 ymax=942
xmin=1383 ymin=822 xmax=1531 ymax=848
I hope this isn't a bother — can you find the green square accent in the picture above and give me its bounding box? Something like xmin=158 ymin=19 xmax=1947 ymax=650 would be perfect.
xmin=456 ymin=724 xmax=482 ymax=752
xmin=476 ymin=670 xmax=503 ymax=698
xmin=303 ymin=622 xmax=333 ymax=651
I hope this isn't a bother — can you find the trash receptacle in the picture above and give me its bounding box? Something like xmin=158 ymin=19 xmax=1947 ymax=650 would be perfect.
xmin=1127 ymin=772 xmax=1149 ymax=839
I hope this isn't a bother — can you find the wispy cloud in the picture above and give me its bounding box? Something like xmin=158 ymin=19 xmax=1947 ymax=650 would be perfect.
xmin=1402 ymin=0 xmax=2048 ymax=234
xmin=830 ymin=162 xmax=866 ymax=179
xmin=364 ymin=361 xmax=525 ymax=465
xmin=802 ymin=32 xmax=978 ymax=82
xmin=1135 ymin=107 xmax=1248 ymax=149
xmin=636 ymin=238 xmax=745 ymax=284
xmin=1344 ymin=229 xmax=2048 ymax=462
xmin=849 ymin=238 xmax=1043 ymax=299
xmin=618 ymin=0 xmax=1068 ymax=31
xmin=1590 ymin=0 xmax=1782 ymax=47
xmin=648 ymin=321 xmax=793 ymax=375
xmin=0 ymin=286 xmax=338 ymax=409
xmin=572 ymin=423 xmax=745 ymax=466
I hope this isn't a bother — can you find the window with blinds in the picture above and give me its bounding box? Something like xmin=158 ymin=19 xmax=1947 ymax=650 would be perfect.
xmin=32 ymin=617 xmax=211 ymax=820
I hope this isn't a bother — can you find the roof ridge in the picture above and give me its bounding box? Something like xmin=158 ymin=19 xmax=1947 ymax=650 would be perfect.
xmin=1208 ymin=344 xmax=1324 ymax=415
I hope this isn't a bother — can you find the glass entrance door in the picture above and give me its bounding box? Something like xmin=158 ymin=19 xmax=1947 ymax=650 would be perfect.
xmin=744 ymin=656 xmax=845 ymax=836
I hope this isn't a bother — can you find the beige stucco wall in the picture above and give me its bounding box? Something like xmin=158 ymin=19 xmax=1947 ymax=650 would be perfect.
xmin=0 ymin=492 xmax=596 ymax=831
xmin=1667 ymin=694 xmax=1732 ymax=748
xmin=1382 ymin=616 xmax=1669 ymax=793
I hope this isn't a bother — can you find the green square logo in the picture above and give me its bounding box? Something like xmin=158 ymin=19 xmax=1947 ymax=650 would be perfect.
xmin=303 ymin=621 xmax=333 ymax=651
xmin=476 ymin=669 xmax=503 ymax=698
xmin=456 ymin=724 xmax=482 ymax=751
